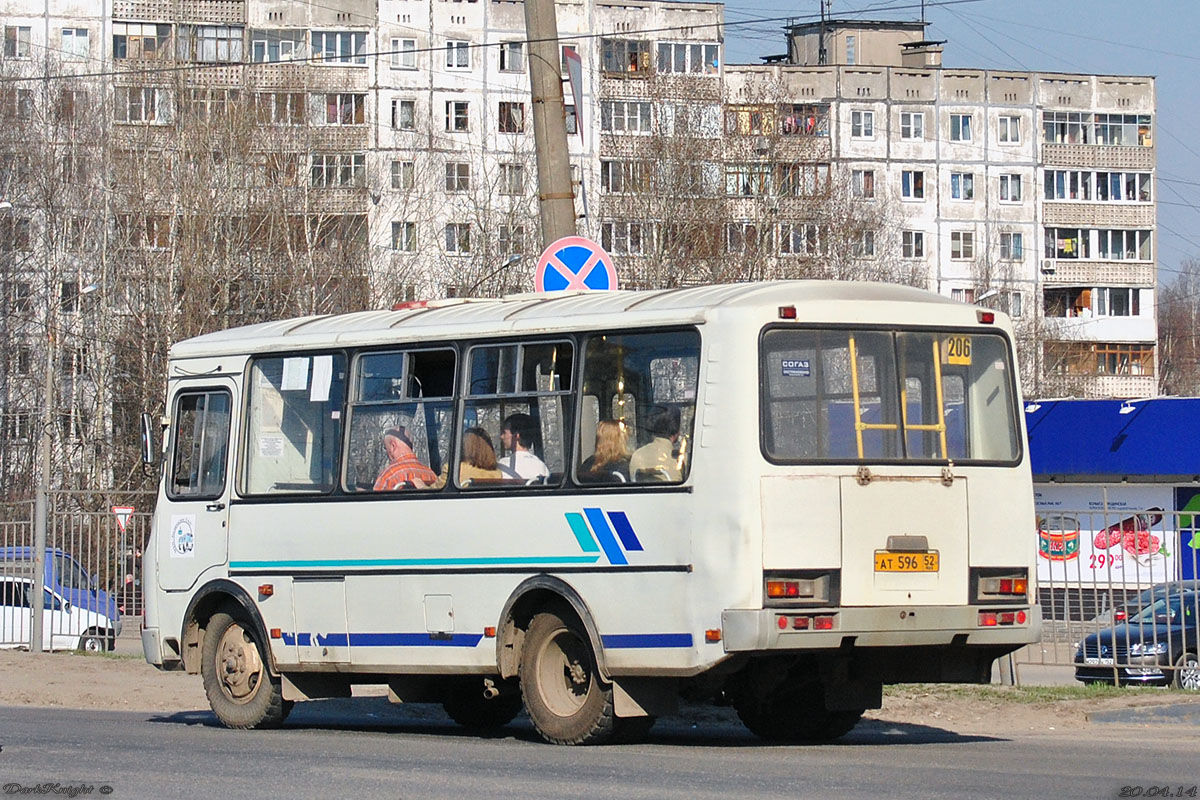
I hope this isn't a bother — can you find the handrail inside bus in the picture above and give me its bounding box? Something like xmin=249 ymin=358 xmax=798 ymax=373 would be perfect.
xmin=848 ymin=335 xmax=899 ymax=459
xmin=899 ymin=338 xmax=949 ymax=459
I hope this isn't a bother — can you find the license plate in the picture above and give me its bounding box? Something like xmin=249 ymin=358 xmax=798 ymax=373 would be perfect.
xmin=874 ymin=551 xmax=939 ymax=572
xmin=1084 ymin=657 xmax=1114 ymax=666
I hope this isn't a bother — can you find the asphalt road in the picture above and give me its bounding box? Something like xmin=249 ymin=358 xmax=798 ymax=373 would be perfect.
xmin=1 ymin=700 xmax=1197 ymax=800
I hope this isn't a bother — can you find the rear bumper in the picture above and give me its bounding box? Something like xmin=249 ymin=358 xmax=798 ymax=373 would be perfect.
xmin=722 ymin=605 xmax=1041 ymax=652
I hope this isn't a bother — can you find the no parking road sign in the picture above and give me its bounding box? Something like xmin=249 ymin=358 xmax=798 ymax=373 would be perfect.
xmin=534 ymin=236 xmax=619 ymax=293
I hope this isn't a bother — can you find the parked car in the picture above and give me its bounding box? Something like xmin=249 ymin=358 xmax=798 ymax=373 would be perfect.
xmin=0 ymin=576 xmax=118 ymax=652
xmin=1091 ymin=580 xmax=1200 ymax=627
xmin=1075 ymin=590 xmax=1200 ymax=690
xmin=0 ymin=547 xmax=122 ymax=637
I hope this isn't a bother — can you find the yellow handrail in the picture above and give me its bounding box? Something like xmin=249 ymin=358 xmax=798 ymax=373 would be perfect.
xmin=848 ymin=335 xmax=899 ymax=459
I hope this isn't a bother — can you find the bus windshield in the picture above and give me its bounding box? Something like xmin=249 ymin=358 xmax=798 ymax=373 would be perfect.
xmin=761 ymin=328 xmax=1020 ymax=464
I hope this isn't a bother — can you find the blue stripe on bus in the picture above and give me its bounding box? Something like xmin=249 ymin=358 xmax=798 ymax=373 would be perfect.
xmin=564 ymin=512 xmax=601 ymax=553
xmin=281 ymin=632 xmax=484 ymax=648
xmin=601 ymin=633 xmax=693 ymax=649
xmin=230 ymin=555 xmax=602 ymax=569
xmin=583 ymin=507 xmax=627 ymax=566
xmin=606 ymin=511 xmax=643 ymax=552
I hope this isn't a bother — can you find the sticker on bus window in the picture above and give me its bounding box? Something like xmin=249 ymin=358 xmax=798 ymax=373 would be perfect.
xmin=781 ymin=359 xmax=811 ymax=377
xmin=943 ymin=336 xmax=972 ymax=366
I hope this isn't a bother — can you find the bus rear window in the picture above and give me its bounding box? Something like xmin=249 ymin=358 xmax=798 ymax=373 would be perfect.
xmin=761 ymin=328 xmax=1020 ymax=464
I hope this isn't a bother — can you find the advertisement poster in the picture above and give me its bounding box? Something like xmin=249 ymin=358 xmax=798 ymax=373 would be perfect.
xmin=1175 ymin=487 xmax=1200 ymax=581
xmin=1034 ymin=485 xmax=1176 ymax=588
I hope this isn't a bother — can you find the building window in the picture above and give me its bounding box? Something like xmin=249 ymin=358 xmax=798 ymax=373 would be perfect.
xmin=601 ymin=38 xmax=650 ymax=73
xmin=2 ymin=88 xmax=33 ymax=120
xmin=950 ymin=113 xmax=972 ymax=141
xmin=900 ymin=111 xmax=924 ymax=140
xmin=445 ymin=100 xmax=469 ymax=132
xmin=901 ymin=230 xmax=924 ymax=259
xmin=177 ymin=25 xmax=244 ymax=63
xmin=114 ymin=86 xmax=166 ymax=123
xmin=255 ymin=92 xmax=304 ymax=125
xmin=445 ymin=40 xmax=470 ymax=69
xmin=4 ymin=26 xmax=32 ymax=58
xmin=779 ymin=222 xmax=823 ymax=256
xmin=391 ymin=221 xmax=417 ymax=252
xmin=311 ymin=31 xmax=366 ymax=64
xmin=999 ymin=174 xmax=1022 ymax=202
xmin=391 ymin=38 xmax=416 ymax=69
xmin=950 ymin=288 xmax=975 ymax=304
xmin=725 ymin=105 xmax=770 ymax=136
xmin=1042 ymin=111 xmax=1090 ymax=144
xmin=1096 ymin=287 xmax=1140 ymax=317
xmin=392 ymin=98 xmax=415 ymax=130
xmin=499 ymin=163 xmax=524 ymax=195
xmin=851 ymin=110 xmax=874 ymax=138
xmin=445 ymin=161 xmax=470 ymax=192
xmin=725 ymin=163 xmax=771 ymax=196
xmin=323 ymin=93 xmax=365 ymax=125
xmin=1098 ymin=229 xmax=1152 ymax=261
xmin=725 ymin=222 xmax=761 ymax=255
xmin=0 ymin=217 xmax=31 ymax=251
xmin=601 ymin=221 xmax=644 ymax=255
xmin=854 ymin=230 xmax=876 ymax=258
xmin=251 ymin=29 xmax=304 ymax=63
xmin=999 ymin=115 xmax=1020 ymax=143
xmin=310 ymin=153 xmax=365 ymax=187
xmin=852 ymin=169 xmax=875 ymax=198
xmin=61 ymin=28 xmax=89 ymax=60
xmin=845 ymin=34 xmax=856 ymax=65
xmin=498 ymin=224 xmax=525 ymax=255
xmin=1094 ymin=113 xmax=1152 ymax=146
xmin=61 ymin=280 xmax=80 ymax=312
xmin=498 ymin=101 xmax=524 ymax=133
xmin=601 ymin=160 xmax=649 ymax=194
xmin=390 ymin=160 xmax=414 ymax=191
xmin=112 ymin=23 xmax=170 ymax=60
xmin=901 ymin=170 xmax=924 ymax=200
xmin=1045 ymin=227 xmax=1089 ymax=260
xmin=600 ymin=100 xmax=651 ymax=133
xmin=560 ymin=43 xmax=578 ymax=75
xmin=656 ymin=42 xmax=719 ymax=75
xmin=1096 ymin=171 xmax=1152 ymax=202
xmin=999 ymin=232 xmax=1024 ymax=261
xmin=444 ymin=222 xmax=471 ymax=253
xmin=950 ymin=172 xmax=974 ymax=201
xmin=1050 ymin=343 xmax=1154 ymax=376
xmin=565 ymin=104 xmax=577 ymax=135
xmin=951 ymin=231 xmax=975 ymax=260
xmin=779 ymin=103 xmax=829 ymax=136
xmin=776 ymin=163 xmax=830 ymax=197
xmin=499 ymin=41 xmax=524 ymax=72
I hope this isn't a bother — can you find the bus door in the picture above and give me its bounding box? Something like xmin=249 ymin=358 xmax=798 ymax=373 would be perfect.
xmin=158 ymin=383 xmax=235 ymax=591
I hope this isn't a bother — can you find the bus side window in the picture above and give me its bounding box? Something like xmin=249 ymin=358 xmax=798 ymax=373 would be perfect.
xmin=343 ymin=348 xmax=455 ymax=492
xmin=169 ymin=389 xmax=231 ymax=500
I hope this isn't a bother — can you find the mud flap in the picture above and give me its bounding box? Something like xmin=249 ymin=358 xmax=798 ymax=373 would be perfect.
xmin=613 ymin=677 xmax=679 ymax=718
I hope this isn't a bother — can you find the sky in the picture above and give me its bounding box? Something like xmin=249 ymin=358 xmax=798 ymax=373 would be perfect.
xmin=718 ymin=0 xmax=1200 ymax=286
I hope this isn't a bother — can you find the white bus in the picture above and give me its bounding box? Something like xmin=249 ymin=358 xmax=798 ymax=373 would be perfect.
xmin=141 ymin=281 xmax=1040 ymax=744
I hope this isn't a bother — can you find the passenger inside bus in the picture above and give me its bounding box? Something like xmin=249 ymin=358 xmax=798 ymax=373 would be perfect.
xmin=373 ymin=427 xmax=437 ymax=491
xmin=498 ymin=413 xmax=549 ymax=481
xmin=578 ymin=420 xmax=631 ymax=483
xmin=630 ymin=407 xmax=682 ymax=482
xmin=440 ymin=426 xmax=504 ymax=487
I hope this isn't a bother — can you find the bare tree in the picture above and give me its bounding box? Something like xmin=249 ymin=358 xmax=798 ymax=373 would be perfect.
xmin=1158 ymin=256 xmax=1200 ymax=396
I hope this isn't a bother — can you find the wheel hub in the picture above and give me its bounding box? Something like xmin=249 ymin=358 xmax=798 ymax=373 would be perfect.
xmin=216 ymin=623 xmax=263 ymax=703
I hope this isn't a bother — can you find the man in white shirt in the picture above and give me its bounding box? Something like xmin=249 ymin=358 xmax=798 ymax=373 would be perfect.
xmin=499 ymin=413 xmax=550 ymax=481
xmin=630 ymin=406 xmax=682 ymax=482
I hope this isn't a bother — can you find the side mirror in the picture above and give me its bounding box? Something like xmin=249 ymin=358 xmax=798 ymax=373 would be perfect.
xmin=140 ymin=413 xmax=156 ymax=465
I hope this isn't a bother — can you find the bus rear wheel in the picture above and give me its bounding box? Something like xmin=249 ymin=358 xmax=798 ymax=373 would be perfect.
xmin=520 ymin=611 xmax=616 ymax=745
xmin=442 ymin=677 xmax=523 ymax=730
xmin=733 ymin=678 xmax=863 ymax=743
xmin=201 ymin=609 xmax=292 ymax=729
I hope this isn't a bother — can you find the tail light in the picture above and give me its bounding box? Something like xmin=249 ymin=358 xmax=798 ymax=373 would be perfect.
xmin=971 ymin=568 xmax=1030 ymax=604
xmin=763 ymin=571 xmax=839 ymax=607
xmin=1115 ymin=609 xmax=1128 ymax=623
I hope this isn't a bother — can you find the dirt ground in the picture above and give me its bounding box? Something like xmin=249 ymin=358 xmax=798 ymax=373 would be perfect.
xmin=3 ymin=649 xmax=1199 ymax=735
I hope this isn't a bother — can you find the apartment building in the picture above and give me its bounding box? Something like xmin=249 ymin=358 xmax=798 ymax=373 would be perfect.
xmin=0 ymin=2 xmax=1158 ymax=494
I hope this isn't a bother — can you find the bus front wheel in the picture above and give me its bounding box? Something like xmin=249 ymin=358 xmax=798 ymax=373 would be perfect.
xmin=201 ymin=609 xmax=292 ymax=729
xmin=520 ymin=611 xmax=616 ymax=745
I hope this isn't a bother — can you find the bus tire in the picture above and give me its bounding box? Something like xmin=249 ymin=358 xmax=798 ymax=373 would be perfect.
xmin=519 ymin=611 xmax=615 ymax=745
xmin=442 ymin=677 xmax=523 ymax=730
xmin=201 ymin=610 xmax=292 ymax=729
xmin=733 ymin=678 xmax=862 ymax=743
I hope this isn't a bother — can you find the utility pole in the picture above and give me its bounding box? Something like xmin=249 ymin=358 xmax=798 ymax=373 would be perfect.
xmin=524 ymin=0 xmax=577 ymax=247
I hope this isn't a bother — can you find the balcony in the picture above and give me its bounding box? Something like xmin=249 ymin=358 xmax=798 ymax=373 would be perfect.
xmin=1041 ymin=143 xmax=1154 ymax=170
xmin=1039 ymin=259 xmax=1154 ymax=286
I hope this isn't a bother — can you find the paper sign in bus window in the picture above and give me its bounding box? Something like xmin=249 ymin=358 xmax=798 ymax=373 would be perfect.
xmin=781 ymin=359 xmax=811 ymax=377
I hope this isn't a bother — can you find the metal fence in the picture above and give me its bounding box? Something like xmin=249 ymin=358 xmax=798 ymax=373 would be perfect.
xmin=1018 ymin=507 xmax=1200 ymax=687
xmin=0 ymin=491 xmax=155 ymax=651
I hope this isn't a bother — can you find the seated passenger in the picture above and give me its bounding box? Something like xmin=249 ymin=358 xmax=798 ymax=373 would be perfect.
xmin=498 ymin=413 xmax=549 ymax=481
xmin=578 ymin=420 xmax=631 ymax=483
xmin=374 ymin=427 xmax=437 ymax=491
xmin=455 ymin=427 xmax=504 ymax=484
xmin=630 ymin=407 xmax=683 ymax=482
